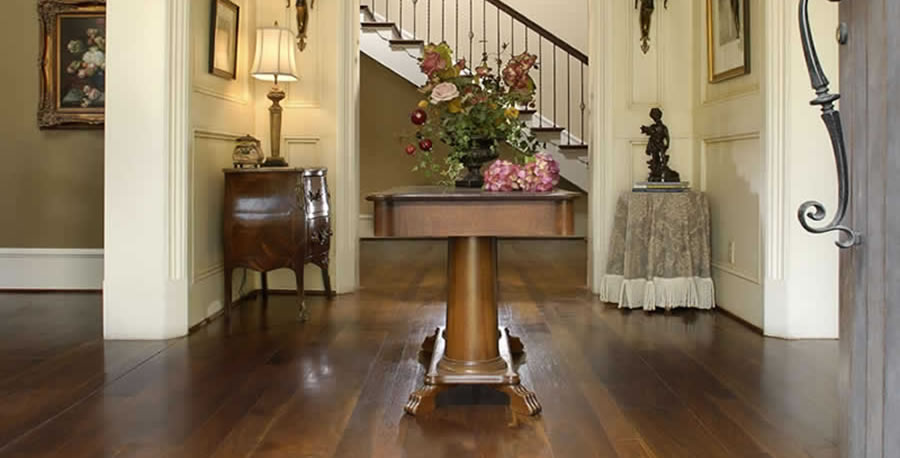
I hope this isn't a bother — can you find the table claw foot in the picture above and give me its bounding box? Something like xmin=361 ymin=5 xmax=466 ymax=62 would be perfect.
xmin=405 ymin=385 xmax=447 ymax=416
xmin=499 ymin=384 xmax=542 ymax=416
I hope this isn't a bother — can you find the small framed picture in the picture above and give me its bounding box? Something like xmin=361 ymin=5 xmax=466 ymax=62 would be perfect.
xmin=209 ymin=0 xmax=240 ymax=79
xmin=38 ymin=0 xmax=107 ymax=129
xmin=707 ymin=0 xmax=750 ymax=83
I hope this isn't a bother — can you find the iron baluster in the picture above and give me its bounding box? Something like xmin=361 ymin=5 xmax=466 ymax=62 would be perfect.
xmin=567 ymin=56 xmax=571 ymax=145
xmin=553 ymin=44 xmax=557 ymax=127
xmin=413 ymin=0 xmax=417 ymax=37
xmin=399 ymin=0 xmax=403 ymax=36
xmin=482 ymin=0 xmax=486 ymax=57
xmin=580 ymin=62 xmax=585 ymax=144
xmin=538 ymin=36 xmax=543 ymax=127
xmin=442 ymin=0 xmax=446 ymax=42
xmin=796 ymin=0 xmax=861 ymax=248
xmin=428 ymin=0 xmax=432 ymax=43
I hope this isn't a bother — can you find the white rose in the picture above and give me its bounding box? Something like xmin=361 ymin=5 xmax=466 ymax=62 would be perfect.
xmin=430 ymin=82 xmax=460 ymax=104
xmin=83 ymin=48 xmax=105 ymax=67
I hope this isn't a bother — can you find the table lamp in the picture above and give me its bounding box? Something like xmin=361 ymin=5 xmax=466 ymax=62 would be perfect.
xmin=251 ymin=23 xmax=299 ymax=167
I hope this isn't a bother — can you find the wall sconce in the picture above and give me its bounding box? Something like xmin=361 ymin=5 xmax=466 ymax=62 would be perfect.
xmin=635 ymin=0 xmax=668 ymax=54
xmin=287 ymin=0 xmax=315 ymax=51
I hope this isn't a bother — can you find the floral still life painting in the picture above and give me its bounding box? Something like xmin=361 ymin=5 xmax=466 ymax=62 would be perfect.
xmin=60 ymin=21 xmax=106 ymax=109
xmin=39 ymin=0 xmax=106 ymax=128
xmin=404 ymin=42 xmax=544 ymax=188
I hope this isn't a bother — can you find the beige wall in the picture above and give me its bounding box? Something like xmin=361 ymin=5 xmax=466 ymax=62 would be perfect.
xmin=693 ymin=0 xmax=765 ymax=327
xmin=0 ymin=0 xmax=104 ymax=249
xmin=359 ymin=54 xmax=440 ymax=215
xmin=503 ymin=0 xmax=588 ymax=52
xmin=189 ymin=0 xmax=258 ymax=326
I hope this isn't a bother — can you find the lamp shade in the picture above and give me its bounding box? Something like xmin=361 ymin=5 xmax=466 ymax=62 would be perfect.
xmin=250 ymin=26 xmax=299 ymax=82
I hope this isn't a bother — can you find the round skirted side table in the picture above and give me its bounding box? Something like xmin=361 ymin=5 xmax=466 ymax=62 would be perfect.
xmin=599 ymin=190 xmax=715 ymax=311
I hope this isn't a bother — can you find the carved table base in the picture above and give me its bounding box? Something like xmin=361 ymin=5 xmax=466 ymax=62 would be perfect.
xmin=404 ymin=237 xmax=542 ymax=416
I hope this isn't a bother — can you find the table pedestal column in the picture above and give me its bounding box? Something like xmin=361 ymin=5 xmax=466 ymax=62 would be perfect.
xmin=405 ymin=237 xmax=541 ymax=416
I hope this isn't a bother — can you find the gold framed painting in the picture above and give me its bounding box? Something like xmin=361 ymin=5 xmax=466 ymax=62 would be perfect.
xmin=707 ymin=0 xmax=750 ymax=83
xmin=38 ymin=0 xmax=106 ymax=129
xmin=209 ymin=0 xmax=240 ymax=79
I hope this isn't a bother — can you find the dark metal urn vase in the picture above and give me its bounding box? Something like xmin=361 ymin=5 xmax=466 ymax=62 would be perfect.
xmin=456 ymin=138 xmax=499 ymax=188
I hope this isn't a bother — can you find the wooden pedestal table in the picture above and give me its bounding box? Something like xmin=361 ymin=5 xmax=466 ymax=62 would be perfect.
xmin=367 ymin=186 xmax=579 ymax=416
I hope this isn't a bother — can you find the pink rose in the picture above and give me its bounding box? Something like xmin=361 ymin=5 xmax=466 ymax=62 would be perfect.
xmin=420 ymin=50 xmax=448 ymax=77
xmin=430 ymin=82 xmax=460 ymax=104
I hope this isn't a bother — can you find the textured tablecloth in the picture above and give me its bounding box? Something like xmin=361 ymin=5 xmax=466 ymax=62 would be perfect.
xmin=599 ymin=191 xmax=715 ymax=310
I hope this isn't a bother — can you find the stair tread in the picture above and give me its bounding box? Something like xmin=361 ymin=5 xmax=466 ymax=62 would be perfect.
xmin=361 ymin=22 xmax=397 ymax=28
xmin=557 ymin=143 xmax=589 ymax=150
xmin=390 ymin=39 xmax=425 ymax=45
xmin=531 ymin=126 xmax=565 ymax=132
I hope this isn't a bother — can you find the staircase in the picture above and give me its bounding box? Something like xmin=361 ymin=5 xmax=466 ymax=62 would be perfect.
xmin=359 ymin=0 xmax=590 ymax=191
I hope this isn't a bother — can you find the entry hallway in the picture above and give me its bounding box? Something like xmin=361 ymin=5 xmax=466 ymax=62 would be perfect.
xmin=0 ymin=240 xmax=838 ymax=457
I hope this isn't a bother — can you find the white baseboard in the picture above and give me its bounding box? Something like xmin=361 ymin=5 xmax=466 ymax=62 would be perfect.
xmin=0 ymin=249 xmax=104 ymax=290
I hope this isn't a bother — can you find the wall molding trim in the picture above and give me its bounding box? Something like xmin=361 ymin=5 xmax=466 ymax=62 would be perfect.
xmin=698 ymin=131 xmax=761 ymax=193
xmin=588 ymin=0 xmax=615 ymax=293
xmin=763 ymin=1 xmax=787 ymax=282
xmin=192 ymin=85 xmax=251 ymax=106
xmin=0 ymin=249 xmax=104 ymax=290
xmin=189 ymin=128 xmax=242 ymax=291
xmin=711 ymin=261 xmax=762 ymax=285
xmin=335 ymin=0 xmax=361 ymax=294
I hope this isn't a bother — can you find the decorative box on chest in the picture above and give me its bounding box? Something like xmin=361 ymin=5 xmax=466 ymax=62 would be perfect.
xmin=222 ymin=167 xmax=333 ymax=322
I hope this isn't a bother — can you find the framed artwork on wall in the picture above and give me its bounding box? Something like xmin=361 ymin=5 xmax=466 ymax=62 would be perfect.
xmin=707 ymin=0 xmax=750 ymax=83
xmin=38 ymin=0 xmax=106 ymax=129
xmin=209 ymin=0 xmax=240 ymax=79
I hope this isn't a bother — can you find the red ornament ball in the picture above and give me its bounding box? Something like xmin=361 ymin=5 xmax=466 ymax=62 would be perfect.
xmin=419 ymin=139 xmax=433 ymax=151
xmin=405 ymin=144 xmax=417 ymax=156
xmin=411 ymin=109 xmax=427 ymax=126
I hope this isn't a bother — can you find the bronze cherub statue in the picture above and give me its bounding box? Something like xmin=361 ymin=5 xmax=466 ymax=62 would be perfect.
xmin=640 ymin=108 xmax=680 ymax=183
xmin=287 ymin=0 xmax=315 ymax=51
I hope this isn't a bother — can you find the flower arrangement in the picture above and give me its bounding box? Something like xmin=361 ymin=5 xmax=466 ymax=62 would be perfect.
xmin=63 ymin=27 xmax=105 ymax=108
xmin=405 ymin=43 xmax=541 ymax=186
xmin=483 ymin=152 xmax=560 ymax=192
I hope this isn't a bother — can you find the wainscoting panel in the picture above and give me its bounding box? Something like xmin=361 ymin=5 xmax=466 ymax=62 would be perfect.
xmin=701 ymin=133 xmax=763 ymax=326
xmin=189 ymin=129 xmax=255 ymax=326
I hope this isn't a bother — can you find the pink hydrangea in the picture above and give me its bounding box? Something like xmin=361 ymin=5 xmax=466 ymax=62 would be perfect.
xmin=483 ymin=160 xmax=520 ymax=192
xmin=483 ymin=153 xmax=560 ymax=193
xmin=529 ymin=152 xmax=561 ymax=192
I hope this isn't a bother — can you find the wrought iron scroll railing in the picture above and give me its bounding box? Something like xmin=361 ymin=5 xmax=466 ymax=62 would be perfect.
xmin=361 ymin=0 xmax=589 ymax=149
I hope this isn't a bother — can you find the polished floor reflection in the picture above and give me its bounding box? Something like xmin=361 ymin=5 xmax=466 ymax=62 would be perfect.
xmin=0 ymin=240 xmax=838 ymax=457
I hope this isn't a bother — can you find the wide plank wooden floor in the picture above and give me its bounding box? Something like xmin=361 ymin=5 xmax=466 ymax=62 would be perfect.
xmin=0 ymin=240 xmax=838 ymax=457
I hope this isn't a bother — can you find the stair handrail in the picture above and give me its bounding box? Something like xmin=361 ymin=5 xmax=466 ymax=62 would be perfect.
xmin=484 ymin=0 xmax=588 ymax=64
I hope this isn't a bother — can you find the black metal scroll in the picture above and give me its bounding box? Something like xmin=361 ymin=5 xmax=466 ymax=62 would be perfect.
xmin=797 ymin=0 xmax=861 ymax=249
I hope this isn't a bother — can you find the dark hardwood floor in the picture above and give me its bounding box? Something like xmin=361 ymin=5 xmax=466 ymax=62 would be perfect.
xmin=0 ymin=240 xmax=838 ymax=457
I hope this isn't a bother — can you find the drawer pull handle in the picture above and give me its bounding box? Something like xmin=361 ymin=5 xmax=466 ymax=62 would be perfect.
xmin=310 ymin=227 xmax=333 ymax=246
